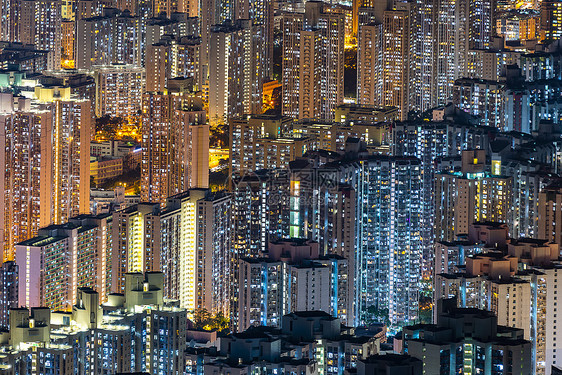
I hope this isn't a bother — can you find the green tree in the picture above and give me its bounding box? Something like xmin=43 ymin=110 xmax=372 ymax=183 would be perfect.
xmin=192 ymin=308 xmax=212 ymax=329
xmin=192 ymin=309 xmax=230 ymax=332
xmin=212 ymin=311 xmax=229 ymax=332
xmin=365 ymin=306 xmax=391 ymax=327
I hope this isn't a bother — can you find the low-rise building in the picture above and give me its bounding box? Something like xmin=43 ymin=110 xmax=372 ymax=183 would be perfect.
xmin=194 ymin=311 xmax=381 ymax=375
xmin=90 ymin=156 xmax=123 ymax=185
xmin=238 ymin=239 xmax=352 ymax=331
xmin=400 ymin=298 xmax=532 ymax=375
xmin=0 ymin=272 xmax=187 ymax=375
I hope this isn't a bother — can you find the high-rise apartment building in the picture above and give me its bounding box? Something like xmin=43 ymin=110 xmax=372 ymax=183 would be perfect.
xmin=0 ymin=105 xmax=53 ymax=259
xmin=152 ymin=0 xmax=192 ymax=16
xmin=4 ymin=307 xmax=74 ymax=374
xmin=283 ymin=152 xmax=425 ymax=326
xmin=401 ymin=299 xmax=532 ymax=374
xmin=254 ymin=136 xmax=314 ymax=174
xmin=235 ymin=147 xmax=426 ymax=326
xmin=435 ymin=150 xmax=513 ymax=242
xmin=112 ymin=203 xmax=161 ymax=294
xmin=434 ymin=240 xmax=562 ymax=375
xmin=0 ymin=0 xmax=13 ymax=41
xmin=382 ymin=3 xmax=415 ymax=121
xmin=161 ymin=190 xmax=232 ymax=314
xmin=0 ymin=90 xmax=90 ymax=260
xmin=468 ymin=0 xmax=496 ymax=50
xmin=358 ymin=1 xmax=432 ymax=112
xmin=294 ymin=107 xmax=396 ymax=153
xmin=208 ymin=20 xmax=264 ymax=125
xmin=230 ymin=169 xmax=292 ymax=327
xmin=392 ymin=109 xmax=513 ymax=265
xmin=0 ymin=261 xmax=18 ymax=329
xmin=541 ymin=1 xmax=562 ymax=41
xmin=34 ymin=87 xmax=92 ymax=224
xmin=199 ymin=0 xmax=233 ymax=74
xmin=351 ymin=156 xmax=423 ymax=325
xmin=12 ymin=0 xmax=62 ymax=70
xmin=357 ymin=1 xmax=419 ymax=117
xmin=141 ymin=91 xmax=208 ymax=204
xmin=392 ymin=119 xmax=446 ymax=278
xmin=75 ymin=0 xmax=114 ymax=19
xmin=434 ymin=0 xmax=468 ymax=105
xmin=110 ymin=190 xmax=231 ymax=315
xmin=0 ymin=272 xmax=187 ymax=375
xmin=281 ymin=11 xmax=303 ymax=118
xmin=146 ymin=35 xmax=201 ymax=92
xmin=190 ymin=190 xmax=232 ymax=315
xmin=93 ymin=64 xmax=144 ymax=118
xmin=15 ymin=217 xmax=112 ymax=311
xmin=434 ymin=222 xmax=509 ymax=275
xmin=146 ymin=13 xmax=200 ymax=46
xmin=282 ymin=1 xmax=344 ymax=120
xmin=412 ymin=0 xmax=437 ymax=112
xmin=453 ymin=78 xmax=505 ymax=129
xmin=229 ymin=114 xmax=294 ymax=177
xmin=75 ymin=9 xmax=140 ymax=69
xmin=231 ymin=171 xmax=287 ymax=258
xmin=357 ymin=0 xmax=497 ymax=110
xmin=38 ymin=71 xmax=96 ymax=103
xmin=539 ymin=181 xmax=562 ymax=246
xmin=238 ymin=239 xmax=352 ymax=331
xmin=357 ymin=22 xmax=383 ymax=106
xmin=235 ymin=0 xmax=272 ymax=79
xmin=496 ymin=12 xmax=539 ymax=41
xmin=506 ymin=161 xmax=558 ymax=239
xmin=61 ymin=20 xmax=74 ymax=64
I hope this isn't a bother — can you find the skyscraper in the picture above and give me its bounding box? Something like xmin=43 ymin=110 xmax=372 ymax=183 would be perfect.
xmin=0 ymin=91 xmax=89 ymax=260
xmin=357 ymin=22 xmax=383 ymax=106
xmin=141 ymin=91 xmax=208 ymax=205
xmin=435 ymin=150 xmax=513 ymax=242
xmin=382 ymin=3 xmax=415 ymax=120
xmin=145 ymin=35 xmax=201 ymax=92
xmin=208 ymin=20 xmax=264 ymax=125
xmin=541 ymin=1 xmax=562 ymax=41
xmin=352 ymin=156 xmax=423 ymax=325
xmin=12 ymin=0 xmax=62 ymax=70
xmin=235 ymin=0 xmax=272 ymax=78
xmin=539 ymin=181 xmax=562 ymax=246
xmin=282 ymin=2 xmax=344 ymax=120
xmin=108 ymin=189 xmax=231 ymax=314
xmin=0 ymin=261 xmax=18 ymax=329
xmin=36 ymin=89 xmax=92 ymax=224
xmin=93 ymin=64 xmax=144 ymax=118
xmin=15 ymin=219 xmax=109 ymax=311
xmin=0 ymin=105 xmax=53 ymax=259
xmin=75 ymin=9 xmax=140 ymax=69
